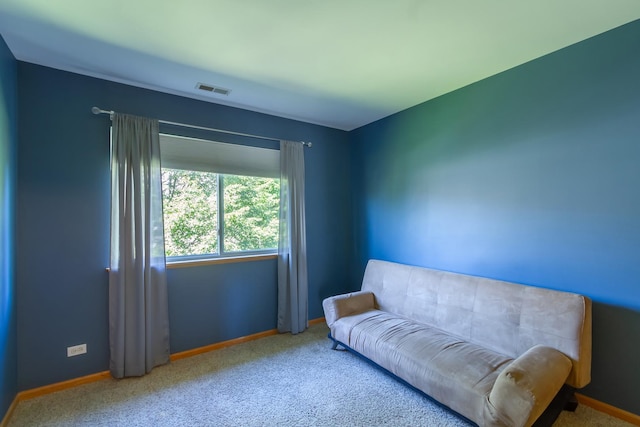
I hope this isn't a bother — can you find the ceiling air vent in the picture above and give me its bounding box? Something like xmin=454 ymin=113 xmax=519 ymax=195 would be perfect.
xmin=196 ymin=82 xmax=231 ymax=96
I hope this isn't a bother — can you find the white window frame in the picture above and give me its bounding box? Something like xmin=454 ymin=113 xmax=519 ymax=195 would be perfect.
xmin=160 ymin=134 xmax=280 ymax=262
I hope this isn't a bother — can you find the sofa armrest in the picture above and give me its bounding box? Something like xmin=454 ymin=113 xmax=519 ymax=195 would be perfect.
xmin=484 ymin=345 xmax=572 ymax=427
xmin=322 ymin=291 xmax=376 ymax=327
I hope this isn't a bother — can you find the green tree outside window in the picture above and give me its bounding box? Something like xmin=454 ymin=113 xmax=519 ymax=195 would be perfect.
xmin=161 ymin=168 xmax=279 ymax=257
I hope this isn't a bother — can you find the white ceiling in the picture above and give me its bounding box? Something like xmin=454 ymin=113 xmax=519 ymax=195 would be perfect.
xmin=1 ymin=1 xmax=640 ymax=131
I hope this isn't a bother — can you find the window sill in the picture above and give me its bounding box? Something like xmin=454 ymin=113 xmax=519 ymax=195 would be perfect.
xmin=166 ymin=253 xmax=277 ymax=269
xmin=105 ymin=254 xmax=277 ymax=272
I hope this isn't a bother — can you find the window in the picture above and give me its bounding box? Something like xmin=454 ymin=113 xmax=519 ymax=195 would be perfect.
xmin=160 ymin=134 xmax=280 ymax=260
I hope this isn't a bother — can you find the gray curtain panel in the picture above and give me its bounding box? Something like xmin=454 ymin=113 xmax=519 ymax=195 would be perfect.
xmin=277 ymin=140 xmax=308 ymax=334
xmin=109 ymin=113 xmax=170 ymax=378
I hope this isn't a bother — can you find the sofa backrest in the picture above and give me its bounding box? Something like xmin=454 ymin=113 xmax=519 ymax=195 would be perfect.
xmin=361 ymin=259 xmax=592 ymax=389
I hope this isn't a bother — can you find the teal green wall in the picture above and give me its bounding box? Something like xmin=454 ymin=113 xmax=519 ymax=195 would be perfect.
xmin=0 ymin=34 xmax=17 ymax=420
xmin=351 ymin=20 xmax=640 ymax=414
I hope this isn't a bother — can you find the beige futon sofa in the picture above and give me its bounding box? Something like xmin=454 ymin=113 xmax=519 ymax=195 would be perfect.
xmin=323 ymin=260 xmax=592 ymax=427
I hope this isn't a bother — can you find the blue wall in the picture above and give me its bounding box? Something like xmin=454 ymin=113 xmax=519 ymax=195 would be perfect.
xmin=352 ymin=20 xmax=640 ymax=414
xmin=0 ymin=35 xmax=17 ymax=420
xmin=12 ymin=17 xmax=640 ymax=417
xmin=16 ymin=63 xmax=352 ymax=389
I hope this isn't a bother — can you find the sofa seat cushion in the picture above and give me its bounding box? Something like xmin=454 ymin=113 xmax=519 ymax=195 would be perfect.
xmin=332 ymin=309 xmax=514 ymax=423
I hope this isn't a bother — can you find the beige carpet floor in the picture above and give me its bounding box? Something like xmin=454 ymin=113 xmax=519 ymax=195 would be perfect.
xmin=8 ymin=323 xmax=634 ymax=426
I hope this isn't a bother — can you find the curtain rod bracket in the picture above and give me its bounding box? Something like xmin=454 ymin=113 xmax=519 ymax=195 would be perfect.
xmin=91 ymin=106 xmax=114 ymax=119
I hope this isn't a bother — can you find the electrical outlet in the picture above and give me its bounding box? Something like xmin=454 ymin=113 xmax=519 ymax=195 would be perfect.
xmin=67 ymin=344 xmax=87 ymax=357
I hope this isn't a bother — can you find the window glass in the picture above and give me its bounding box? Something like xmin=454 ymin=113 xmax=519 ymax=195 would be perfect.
xmin=162 ymin=168 xmax=219 ymax=257
xmin=223 ymin=175 xmax=279 ymax=252
xmin=161 ymin=169 xmax=279 ymax=259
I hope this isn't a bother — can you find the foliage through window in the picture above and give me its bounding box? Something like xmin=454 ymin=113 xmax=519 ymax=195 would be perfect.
xmin=162 ymin=168 xmax=279 ymax=258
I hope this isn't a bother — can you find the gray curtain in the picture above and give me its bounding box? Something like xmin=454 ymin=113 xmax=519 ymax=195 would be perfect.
xmin=109 ymin=113 xmax=170 ymax=378
xmin=277 ymin=140 xmax=308 ymax=334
